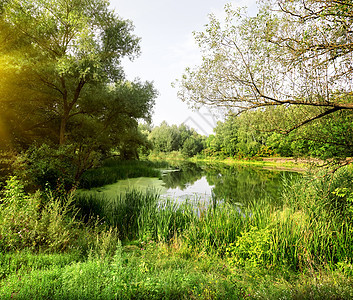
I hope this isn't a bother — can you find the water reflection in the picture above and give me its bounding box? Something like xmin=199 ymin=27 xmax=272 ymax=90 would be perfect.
xmin=162 ymin=176 xmax=214 ymax=202
xmin=161 ymin=161 xmax=203 ymax=189
xmin=160 ymin=161 xmax=300 ymax=205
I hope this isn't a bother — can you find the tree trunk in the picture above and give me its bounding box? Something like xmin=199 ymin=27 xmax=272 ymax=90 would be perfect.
xmin=59 ymin=114 xmax=68 ymax=145
xmin=59 ymin=79 xmax=85 ymax=145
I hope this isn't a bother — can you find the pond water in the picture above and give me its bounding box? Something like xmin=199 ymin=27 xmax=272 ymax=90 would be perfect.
xmin=84 ymin=161 xmax=301 ymax=206
xmin=159 ymin=161 xmax=300 ymax=205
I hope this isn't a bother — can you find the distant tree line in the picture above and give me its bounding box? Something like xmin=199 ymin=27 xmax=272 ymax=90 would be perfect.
xmin=204 ymin=108 xmax=353 ymax=159
xmin=147 ymin=106 xmax=353 ymax=160
xmin=139 ymin=122 xmax=205 ymax=158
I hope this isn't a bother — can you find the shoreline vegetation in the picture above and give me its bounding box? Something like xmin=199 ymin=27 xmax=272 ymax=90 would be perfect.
xmin=192 ymin=157 xmax=308 ymax=172
xmin=150 ymin=151 xmax=353 ymax=174
xmin=149 ymin=152 xmax=313 ymax=172
xmin=1 ymin=158 xmax=353 ymax=299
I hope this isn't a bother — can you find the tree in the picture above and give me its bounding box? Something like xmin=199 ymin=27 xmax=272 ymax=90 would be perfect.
xmin=254 ymin=105 xmax=353 ymax=158
xmin=0 ymin=0 xmax=158 ymax=188
xmin=204 ymin=111 xmax=271 ymax=158
xmin=212 ymin=117 xmax=239 ymax=157
xmin=148 ymin=122 xmax=205 ymax=156
xmin=148 ymin=121 xmax=174 ymax=153
xmin=181 ymin=136 xmax=204 ymax=158
xmin=66 ymin=80 xmax=156 ymax=161
xmin=177 ymin=1 xmax=353 ymax=139
xmin=1 ymin=0 xmax=140 ymax=145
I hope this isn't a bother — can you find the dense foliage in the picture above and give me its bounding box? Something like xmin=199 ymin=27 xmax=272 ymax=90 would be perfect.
xmin=202 ymin=108 xmax=353 ymax=159
xmin=148 ymin=122 xmax=205 ymax=157
xmin=0 ymin=0 xmax=157 ymax=187
xmin=177 ymin=0 xmax=353 ymax=161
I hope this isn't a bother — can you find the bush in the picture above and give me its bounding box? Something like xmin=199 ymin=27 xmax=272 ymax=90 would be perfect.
xmin=14 ymin=144 xmax=77 ymax=191
xmin=226 ymin=225 xmax=272 ymax=269
xmin=0 ymin=176 xmax=78 ymax=252
xmin=0 ymin=177 xmax=119 ymax=255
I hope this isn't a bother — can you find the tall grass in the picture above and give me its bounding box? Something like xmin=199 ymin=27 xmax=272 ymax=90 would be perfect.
xmin=0 ymin=176 xmax=119 ymax=256
xmin=74 ymin=190 xmax=195 ymax=241
xmin=75 ymin=167 xmax=353 ymax=272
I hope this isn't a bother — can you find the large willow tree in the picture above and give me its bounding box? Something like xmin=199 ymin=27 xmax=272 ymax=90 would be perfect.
xmin=177 ymin=0 xmax=353 ymax=159
xmin=0 ymin=0 xmax=150 ymax=147
xmin=0 ymin=0 xmax=157 ymax=186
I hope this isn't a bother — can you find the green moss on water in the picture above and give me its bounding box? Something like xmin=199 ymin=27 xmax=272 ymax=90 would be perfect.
xmin=79 ymin=177 xmax=166 ymax=200
xmin=79 ymin=159 xmax=164 ymax=189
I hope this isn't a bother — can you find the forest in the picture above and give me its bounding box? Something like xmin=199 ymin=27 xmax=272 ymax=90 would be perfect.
xmin=1 ymin=0 xmax=353 ymax=299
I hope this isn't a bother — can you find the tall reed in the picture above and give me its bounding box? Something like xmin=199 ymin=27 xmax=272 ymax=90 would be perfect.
xmin=74 ymin=189 xmax=195 ymax=241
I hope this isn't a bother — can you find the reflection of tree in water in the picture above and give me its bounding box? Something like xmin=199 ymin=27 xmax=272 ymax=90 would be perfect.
xmin=205 ymin=165 xmax=298 ymax=206
xmin=161 ymin=161 xmax=203 ymax=189
xmin=161 ymin=161 xmax=300 ymax=205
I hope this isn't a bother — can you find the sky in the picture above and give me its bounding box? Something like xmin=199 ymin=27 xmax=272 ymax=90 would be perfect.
xmin=109 ymin=0 xmax=258 ymax=135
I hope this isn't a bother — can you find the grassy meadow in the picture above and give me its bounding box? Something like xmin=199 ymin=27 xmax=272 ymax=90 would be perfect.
xmin=1 ymin=160 xmax=353 ymax=299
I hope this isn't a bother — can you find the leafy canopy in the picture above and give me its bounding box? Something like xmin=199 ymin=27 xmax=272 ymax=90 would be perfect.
xmin=177 ymin=0 xmax=353 ymax=130
xmin=0 ymin=0 xmax=143 ymax=146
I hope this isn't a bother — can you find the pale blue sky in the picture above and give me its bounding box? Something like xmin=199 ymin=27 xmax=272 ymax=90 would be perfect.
xmin=109 ymin=0 xmax=258 ymax=135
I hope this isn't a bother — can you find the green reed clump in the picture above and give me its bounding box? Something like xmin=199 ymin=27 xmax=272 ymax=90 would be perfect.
xmin=222 ymin=168 xmax=353 ymax=272
xmin=75 ymin=190 xmax=195 ymax=242
xmin=79 ymin=159 xmax=162 ymax=189
xmin=184 ymin=202 xmax=243 ymax=252
xmin=282 ymin=167 xmax=353 ymax=217
xmin=75 ymin=190 xmax=154 ymax=240
xmin=277 ymin=168 xmax=353 ymax=268
xmin=140 ymin=199 xmax=196 ymax=242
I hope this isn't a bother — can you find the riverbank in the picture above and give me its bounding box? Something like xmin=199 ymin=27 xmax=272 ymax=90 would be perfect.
xmin=149 ymin=152 xmax=310 ymax=172
xmin=2 ymin=162 xmax=353 ymax=299
xmin=193 ymin=156 xmax=309 ymax=172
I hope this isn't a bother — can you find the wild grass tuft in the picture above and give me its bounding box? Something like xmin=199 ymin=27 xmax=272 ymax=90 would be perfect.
xmin=0 ymin=176 xmax=119 ymax=256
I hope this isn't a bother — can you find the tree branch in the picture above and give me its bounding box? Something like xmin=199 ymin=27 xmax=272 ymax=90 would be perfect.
xmin=283 ymin=107 xmax=342 ymax=134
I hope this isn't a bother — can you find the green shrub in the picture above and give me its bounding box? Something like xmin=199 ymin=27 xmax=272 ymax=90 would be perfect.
xmin=0 ymin=176 xmax=79 ymax=252
xmin=14 ymin=144 xmax=78 ymax=191
xmin=226 ymin=225 xmax=272 ymax=269
xmin=0 ymin=177 xmax=119 ymax=255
